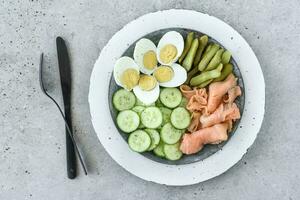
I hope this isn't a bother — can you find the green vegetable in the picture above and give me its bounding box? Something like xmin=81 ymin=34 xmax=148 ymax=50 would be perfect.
xmin=160 ymin=123 xmax=183 ymax=144
xmin=179 ymin=97 xmax=188 ymax=107
xmin=185 ymin=66 xmax=199 ymax=84
xmin=141 ymin=107 xmax=163 ymax=129
xmin=128 ymin=130 xmax=151 ymax=152
xmin=182 ymin=38 xmax=199 ymax=71
xmin=132 ymin=106 xmax=145 ymax=116
xmin=205 ymin=49 xmax=224 ymax=71
xmin=198 ymin=43 xmax=220 ymax=71
xmin=160 ymin=88 xmax=182 ymax=108
xmin=193 ymin=35 xmax=208 ymax=66
xmin=117 ymin=110 xmax=140 ymax=133
xmin=170 ymin=107 xmax=191 ymax=129
xmin=153 ymin=140 xmax=165 ymax=157
xmin=163 ymin=142 xmax=183 ymax=161
xmin=201 ymin=43 xmax=212 ymax=58
xmin=197 ymin=79 xmax=213 ymax=88
xmin=178 ymin=32 xmax=194 ymax=63
xmin=215 ymin=63 xmax=224 ymax=71
xmin=214 ymin=63 xmax=233 ymax=82
xmin=113 ymin=89 xmax=136 ymax=111
xmin=221 ymin=50 xmax=232 ymax=64
xmin=155 ymin=98 xmax=164 ymax=107
xmin=190 ymin=66 xmax=222 ymax=86
xmin=197 ymin=63 xmax=223 ymax=87
xmin=145 ymin=129 xmax=160 ymax=151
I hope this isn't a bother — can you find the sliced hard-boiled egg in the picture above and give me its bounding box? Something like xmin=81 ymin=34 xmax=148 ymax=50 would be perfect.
xmin=138 ymin=75 xmax=157 ymax=91
xmin=113 ymin=56 xmax=140 ymax=90
xmin=158 ymin=63 xmax=187 ymax=88
xmin=133 ymin=83 xmax=159 ymax=105
xmin=133 ymin=38 xmax=158 ymax=75
xmin=157 ymin=31 xmax=184 ymax=66
xmin=153 ymin=66 xmax=174 ymax=83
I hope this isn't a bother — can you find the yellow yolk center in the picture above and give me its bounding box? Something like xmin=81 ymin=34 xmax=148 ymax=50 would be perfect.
xmin=138 ymin=75 xmax=157 ymax=91
xmin=120 ymin=68 xmax=139 ymax=90
xmin=159 ymin=44 xmax=177 ymax=64
xmin=143 ymin=50 xmax=157 ymax=70
xmin=153 ymin=66 xmax=174 ymax=83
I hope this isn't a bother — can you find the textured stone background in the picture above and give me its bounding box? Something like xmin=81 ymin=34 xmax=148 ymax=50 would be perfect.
xmin=0 ymin=0 xmax=299 ymax=199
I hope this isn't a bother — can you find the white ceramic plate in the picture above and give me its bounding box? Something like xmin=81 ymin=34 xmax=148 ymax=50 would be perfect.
xmin=89 ymin=9 xmax=265 ymax=186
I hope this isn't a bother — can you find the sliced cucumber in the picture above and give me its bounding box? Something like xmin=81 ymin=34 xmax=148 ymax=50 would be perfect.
xmin=132 ymin=106 xmax=145 ymax=116
xmin=136 ymin=98 xmax=155 ymax=107
xmin=159 ymin=88 xmax=182 ymax=108
xmin=153 ymin=140 xmax=165 ymax=157
xmin=155 ymin=98 xmax=164 ymax=107
xmin=170 ymin=107 xmax=191 ymax=129
xmin=164 ymin=142 xmax=183 ymax=161
xmin=113 ymin=89 xmax=136 ymax=111
xmin=116 ymin=110 xmax=139 ymax=133
xmin=160 ymin=123 xmax=183 ymax=144
xmin=138 ymin=123 xmax=145 ymax=129
xmin=128 ymin=130 xmax=151 ymax=152
xmin=145 ymin=129 xmax=160 ymax=151
xmin=131 ymin=106 xmax=146 ymax=128
xmin=158 ymin=107 xmax=172 ymax=129
xmin=141 ymin=107 xmax=163 ymax=129
xmin=179 ymin=97 xmax=188 ymax=108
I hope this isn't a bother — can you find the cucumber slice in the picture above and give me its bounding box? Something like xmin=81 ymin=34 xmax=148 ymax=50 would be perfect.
xmin=132 ymin=106 xmax=145 ymax=115
xmin=116 ymin=110 xmax=139 ymax=133
xmin=179 ymin=97 xmax=188 ymax=107
xmin=159 ymin=88 xmax=182 ymax=108
xmin=170 ymin=107 xmax=191 ymax=129
xmin=155 ymin=98 xmax=164 ymax=107
xmin=136 ymin=98 xmax=155 ymax=107
xmin=163 ymin=142 xmax=183 ymax=161
xmin=145 ymin=129 xmax=160 ymax=151
xmin=132 ymin=106 xmax=146 ymax=128
xmin=153 ymin=140 xmax=165 ymax=157
xmin=160 ymin=123 xmax=184 ymax=144
xmin=128 ymin=130 xmax=151 ymax=152
xmin=141 ymin=107 xmax=163 ymax=129
xmin=158 ymin=107 xmax=172 ymax=129
xmin=113 ymin=89 xmax=136 ymax=111
xmin=138 ymin=123 xmax=145 ymax=129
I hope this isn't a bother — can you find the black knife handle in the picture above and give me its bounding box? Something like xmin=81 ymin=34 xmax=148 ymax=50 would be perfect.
xmin=65 ymin=105 xmax=76 ymax=179
xmin=66 ymin=129 xmax=76 ymax=179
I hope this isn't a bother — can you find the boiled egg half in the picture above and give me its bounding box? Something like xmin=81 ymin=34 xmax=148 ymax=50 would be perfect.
xmin=157 ymin=31 xmax=184 ymax=66
xmin=113 ymin=56 xmax=140 ymax=91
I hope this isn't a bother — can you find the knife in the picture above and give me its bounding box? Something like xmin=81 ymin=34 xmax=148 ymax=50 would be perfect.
xmin=56 ymin=37 xmax=77 ymax=179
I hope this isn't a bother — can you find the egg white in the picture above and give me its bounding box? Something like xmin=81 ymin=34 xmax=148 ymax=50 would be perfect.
xmin=133 ymin=83 xmax=160 ymax=105
xmin=113 ymin=56 xmax=140 ymax=88
xmin=159 ymin=63 xmax=187 ymax=87
xmin=156 ymin=31 xmax=184 ymax=66
xmin=133 ymin=38 xmax=157 ymax=75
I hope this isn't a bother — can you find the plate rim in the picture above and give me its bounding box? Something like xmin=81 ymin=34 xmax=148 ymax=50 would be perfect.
xmin=88 ymin=9 xmax=265 ymax=186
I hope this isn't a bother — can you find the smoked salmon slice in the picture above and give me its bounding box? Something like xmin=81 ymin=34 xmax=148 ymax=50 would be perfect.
xmin=223 ymin=86 xmax=242 ymax=104
xmin=186 ymin=88 xmax=208 ymax=113
xmin=179 ymin=85 xmax=197 ymax=100
xmin=180 ymin=123 xmax=229 ymax=155
xmin=187 ymin=112 xmax=201 ymax=132
xmin=207 ymin=73 xmax=237 ymax=113
xmin=200 ymin=103 xmax=241 ymax=128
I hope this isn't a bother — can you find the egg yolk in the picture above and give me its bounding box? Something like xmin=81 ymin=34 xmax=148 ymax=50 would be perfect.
xmin=138 ymin=75 xmax=157 ymax=91
xmin=153 ymin=66 xmax=174 ymax=83
xmin=159 ymin=44 xmax=177 ymax=64
xmin=120 ymin=69 xmax=139 ymax=90
xmin=143 ymin=50 xmax=157 ymax=70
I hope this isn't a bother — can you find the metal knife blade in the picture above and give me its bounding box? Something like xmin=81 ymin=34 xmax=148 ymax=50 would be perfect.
xmin=56 ymin=36 xmax=77 ymax=179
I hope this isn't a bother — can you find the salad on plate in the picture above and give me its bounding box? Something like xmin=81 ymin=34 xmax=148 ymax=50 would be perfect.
xmin=111 ymin=30 xmax=242 ymax=161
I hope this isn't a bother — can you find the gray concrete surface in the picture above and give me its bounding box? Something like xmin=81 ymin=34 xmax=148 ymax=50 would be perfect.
xmin=0 ymin=0 xmax=299 ymax=199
